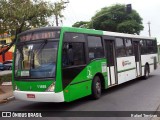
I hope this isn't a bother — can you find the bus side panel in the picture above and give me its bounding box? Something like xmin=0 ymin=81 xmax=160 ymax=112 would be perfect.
xmin=141 ymin=53 xmax=158 ymax=76
xmin=55 ymin=27 xmax=103 ymax=93
xmin=69 ymin=80 xmax=92 ymax=101
xmin=63 ymin=59 xmax=108 ymax=102
xmin=116 ymin=56 xmax=136 ymax=84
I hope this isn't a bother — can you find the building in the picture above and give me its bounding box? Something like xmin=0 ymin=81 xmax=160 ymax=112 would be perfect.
xmin=0 ymin=33 xmax=14 ymax=62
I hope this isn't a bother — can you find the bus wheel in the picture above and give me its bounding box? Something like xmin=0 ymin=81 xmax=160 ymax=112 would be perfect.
xmin=92 ymin=76 xmax=101 ymax=99
xmin=144 ymin=65 xmax=149 ymax=79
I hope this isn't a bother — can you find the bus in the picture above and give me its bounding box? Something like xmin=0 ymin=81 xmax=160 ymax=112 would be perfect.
xmin=12 ymin=27 xmax=158 ymax=102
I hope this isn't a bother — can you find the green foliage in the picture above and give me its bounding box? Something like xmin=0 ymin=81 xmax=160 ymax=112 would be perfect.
xmin=52 ymin=1 xmax=66 ymax=18
xmin=51 ymin=0 xmax=68 ymax=26
xmin=0 ymin=0 xmax=66 ymax=55
xmin=89 ymin=4 xmax=144 ymax=34
xmin=0 ymin=0 xmax=53 ymax=34
xmin=72 ymin=21 xmax=89 ymax=28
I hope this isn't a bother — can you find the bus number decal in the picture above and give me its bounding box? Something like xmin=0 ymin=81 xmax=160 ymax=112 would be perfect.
xmin=102 ymin=62 xmax=107 ymax=73
xmin=37 ymin=85 xmax=46 ymax=89
xmin=87 ymin=66 xmax=93 ymax=79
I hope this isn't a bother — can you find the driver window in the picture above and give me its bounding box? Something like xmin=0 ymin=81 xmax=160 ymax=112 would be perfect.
xmin=62 ymin=33 xmax=86 ymax=67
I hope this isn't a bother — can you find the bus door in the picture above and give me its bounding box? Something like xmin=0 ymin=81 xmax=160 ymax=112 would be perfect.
xmin=133 ymin=41 xmax=141 ymax=77
xmin=104 ymin=39 xmax=117 ymax=86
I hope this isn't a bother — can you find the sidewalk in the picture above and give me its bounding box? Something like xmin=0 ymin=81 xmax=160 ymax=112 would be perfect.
xmin=0 ymin=84 xmax=14 ymax=104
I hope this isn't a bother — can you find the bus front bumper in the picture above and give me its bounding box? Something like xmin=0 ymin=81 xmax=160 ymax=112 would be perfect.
xmin=13 ymin=90 xmax=64 ymax=102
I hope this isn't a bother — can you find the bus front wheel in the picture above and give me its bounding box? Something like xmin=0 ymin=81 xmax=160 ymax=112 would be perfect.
xmin=91 ymin=76 xmax=101 ymax=99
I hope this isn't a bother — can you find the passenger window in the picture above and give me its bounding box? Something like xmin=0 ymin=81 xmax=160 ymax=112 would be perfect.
xmin=116 ymin=38 xmax=126 ymax=57
xmin=87 ymin=36 xmax=104 ymax=60
xmin=140 ymin=40 xmax=147 ymax=54
xmin=125 ymin=38 xmax=133 ymax=56
xmin=141 ymin=40 xmax=157 ymax=54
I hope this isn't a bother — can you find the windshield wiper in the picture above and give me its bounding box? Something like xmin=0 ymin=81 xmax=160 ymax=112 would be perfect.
xmin=34 ymin=39 xmax=48 ymax=55
xmin=30 ymin=39 xmax=48 ymax=69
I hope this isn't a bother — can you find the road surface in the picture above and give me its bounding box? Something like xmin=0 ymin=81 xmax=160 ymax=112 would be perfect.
xmin=1 ymin=67 xmax=160 ymax=120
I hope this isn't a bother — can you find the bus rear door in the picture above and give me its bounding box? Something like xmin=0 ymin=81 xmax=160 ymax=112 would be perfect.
xmin=133 ymin=41 xmax=142 ymax=77
xmin=104 ymin=38 xmax=118 ymax=87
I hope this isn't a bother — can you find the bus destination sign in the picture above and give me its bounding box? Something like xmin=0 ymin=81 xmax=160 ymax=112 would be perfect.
xmin=19 ymin=31 xmax=59 ymax=42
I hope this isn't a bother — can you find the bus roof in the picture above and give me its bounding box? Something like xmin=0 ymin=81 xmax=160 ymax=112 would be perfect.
xmin=62 ymin=27 xmax=156 ymax=40
xmin=103 ymin=31 xmax=156 ymax=40
xmin=18 ymin=27 xmax=61 ymax=36
xmin=19 ymin=26 xmax=156 ymax=40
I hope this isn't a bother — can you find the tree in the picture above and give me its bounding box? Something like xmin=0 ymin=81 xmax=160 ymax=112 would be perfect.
xmin=53 ymin=0 xmax=69 ymax=26
xmin=0 ymin=0 xmax=66 ymax=56
xmin=72 ymin=21 xmax=89 ymax=28
xmin=89 ymin=4 xmax=144 ymax=34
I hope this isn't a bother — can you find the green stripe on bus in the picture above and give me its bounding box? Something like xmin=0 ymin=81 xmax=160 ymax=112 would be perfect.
xmin=62 ymin=27 xmax=103 ymax=35
xmin=117 ymin=67 xmax=136 ymax=73
xmin=70 ymin=79 xmax=92 ymax=85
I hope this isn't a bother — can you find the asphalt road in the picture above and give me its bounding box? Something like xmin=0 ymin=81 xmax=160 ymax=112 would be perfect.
xmin=1 ymin=67 xmax=160 ymax=120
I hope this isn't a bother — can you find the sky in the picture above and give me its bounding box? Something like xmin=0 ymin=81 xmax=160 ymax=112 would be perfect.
xmin=49 ymin=0 xmax=160 ymax=43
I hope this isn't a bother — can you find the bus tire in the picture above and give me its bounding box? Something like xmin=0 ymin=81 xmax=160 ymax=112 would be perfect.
xmin=91 ymin=76 xmax=101 ymax=99
xmin=144 ymin=64 xmax=149 ymax=79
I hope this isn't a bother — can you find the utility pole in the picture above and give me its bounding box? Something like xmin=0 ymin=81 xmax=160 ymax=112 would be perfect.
xmin=147 ymin=21 xmax=151 ymax=37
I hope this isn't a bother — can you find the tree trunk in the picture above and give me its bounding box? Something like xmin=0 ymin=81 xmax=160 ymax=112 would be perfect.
xmin=2 ymin=51 xmax=5 ymax=62
xmin=0 ymin=22 xmax=24 ymax=55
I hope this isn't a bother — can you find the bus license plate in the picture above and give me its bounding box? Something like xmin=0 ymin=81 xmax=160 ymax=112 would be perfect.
xmin=27 ymin=94 xmax=35 ymax=98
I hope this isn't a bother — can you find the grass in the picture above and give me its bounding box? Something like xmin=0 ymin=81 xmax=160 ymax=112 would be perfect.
xmin=0 ymin=74 xmax=12 ymax=85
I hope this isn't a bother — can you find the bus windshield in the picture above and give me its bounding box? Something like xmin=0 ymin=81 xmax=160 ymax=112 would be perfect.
xmin=15 ymin=40 xmax=58 ymax=79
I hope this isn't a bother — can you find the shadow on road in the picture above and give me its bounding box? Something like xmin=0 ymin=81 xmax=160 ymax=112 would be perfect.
xmin=18 ymin=75 xmax=156 ymax=111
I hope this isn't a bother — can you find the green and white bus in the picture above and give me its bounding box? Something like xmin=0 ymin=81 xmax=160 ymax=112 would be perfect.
xmin=12 ymin=27 xmax=158 ymax=102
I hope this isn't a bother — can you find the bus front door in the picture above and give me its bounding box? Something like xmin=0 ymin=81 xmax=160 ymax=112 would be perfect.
xmin=133 ymin=41 xmax=141 ymax=77
xmin=104 ymin=40 xmax=117 ymax=87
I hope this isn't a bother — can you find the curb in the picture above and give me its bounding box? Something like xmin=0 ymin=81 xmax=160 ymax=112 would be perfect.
xmin=7 ymin=96 xmax=15 ymax=101
xmin=0 ymin=96 xmax=15 ymax=104
xmin=0 ymin=99 xmax=8 ymax=104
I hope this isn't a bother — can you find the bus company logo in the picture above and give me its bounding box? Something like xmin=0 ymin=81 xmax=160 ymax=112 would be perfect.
xmin=122 ymin=60 xmax=131 ymax=66
xmin=150 ymin=56 xmax=155 ymax=59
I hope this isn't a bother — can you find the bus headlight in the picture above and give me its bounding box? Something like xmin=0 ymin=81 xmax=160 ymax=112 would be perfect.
xmin=46 ymin=83 xmax=55 ymax=92
xmin=15 ymin=85 xmax=19 ymax=90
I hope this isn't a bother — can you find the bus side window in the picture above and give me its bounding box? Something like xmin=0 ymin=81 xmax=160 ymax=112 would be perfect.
xmin=124 ymin=38 xmax=133 ymax=56
xmin=87 ymin=36 xmax=104 ymax=60
xmin=62 ymin=43 xmax=74 ymax=66
xmin=115 ymin=38 xmax=126 ymax=57
xmin=62 ymin=42 xmax=85 ymax=67
xmin=62 ymin=33 xmax=86 ymax=67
